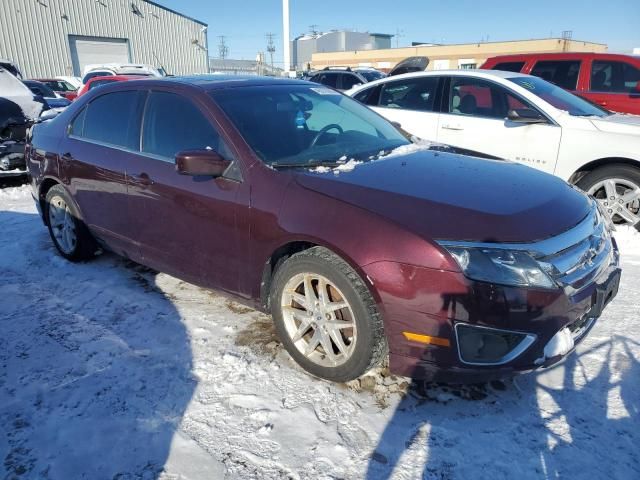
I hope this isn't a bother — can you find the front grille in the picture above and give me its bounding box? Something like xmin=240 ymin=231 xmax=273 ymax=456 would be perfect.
xmin=535 ymin=207 xmax=614 ymax=293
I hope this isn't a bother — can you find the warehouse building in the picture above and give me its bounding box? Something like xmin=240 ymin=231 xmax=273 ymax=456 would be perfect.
xmin=292 ymin=30 xmax=393 ymax=71
xmin=0 ymin=0 xmax=209 ymax=78
xmin=311 ymin=38 xmax=607 ymax=72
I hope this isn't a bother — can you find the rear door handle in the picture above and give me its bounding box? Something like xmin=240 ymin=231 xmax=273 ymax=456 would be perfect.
xmin=131 ymin=172 xmax=153 ymax=187
xmin=441 ymin=124 xmax=464 ymax=131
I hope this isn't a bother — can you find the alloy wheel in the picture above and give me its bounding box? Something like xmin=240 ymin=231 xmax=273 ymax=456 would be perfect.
xmin=588 ymin=178 xmax=640 ymax=226
xmin=281 ymin=273 xmax=357 ymax=367
xmin=48 ymin=195 xmax=77 ymax=254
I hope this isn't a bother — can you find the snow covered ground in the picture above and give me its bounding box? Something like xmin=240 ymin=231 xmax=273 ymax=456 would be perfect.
xmin=1 ymin=183 xmax=638 ymax=480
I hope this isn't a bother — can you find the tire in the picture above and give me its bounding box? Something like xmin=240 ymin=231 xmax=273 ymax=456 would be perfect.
xmin=576 ymin=164 xmax=640 ymax=230
xmin=270 ymin=246 xmax=387 ymax=382
xmin=45 ymin=184 xmax=97 ymax=261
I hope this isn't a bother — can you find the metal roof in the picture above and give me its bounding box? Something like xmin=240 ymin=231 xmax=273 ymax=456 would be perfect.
xmin=142 ymin=0 xmax=207 ymax=26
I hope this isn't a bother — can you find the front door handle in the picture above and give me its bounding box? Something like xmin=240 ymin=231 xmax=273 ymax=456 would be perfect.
xmin=441 ymin=124 xmax=464 ymax=131
xmin=131 ymin=172 xmax=153 ymax=187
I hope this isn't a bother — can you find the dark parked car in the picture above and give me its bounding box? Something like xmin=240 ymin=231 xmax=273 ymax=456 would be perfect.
xmin=33 ymin=78 xmax=79 ymax=101
xmin=27 ymin=76 xmax=620 ymax=383
xmin=23 ymin=80 xmax=71 ymax=109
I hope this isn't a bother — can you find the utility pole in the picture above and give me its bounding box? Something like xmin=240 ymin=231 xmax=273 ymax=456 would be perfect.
xmin=218 ymin=35 xmax=229 ymax=67
xmin=266 ymin=33 xmax=276 ymax=73
xmin=309 ymin=24 xmax=319 ymax=35
xmin=282 ymin=0 xmax=291 ymax=75
xmin=561 ymin=30 xmax=572 ymax=52
xmin=395 ymin=28 xmax=404 ymax=48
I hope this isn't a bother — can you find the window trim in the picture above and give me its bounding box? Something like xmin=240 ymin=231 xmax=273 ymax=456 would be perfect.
xmin=66 ymin=89 xmax=145 ymax=151
xmin=442 ymin=75 xmax=557 ymax=125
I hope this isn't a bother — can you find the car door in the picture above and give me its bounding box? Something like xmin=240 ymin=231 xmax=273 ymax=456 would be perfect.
xmin=436 ymin=76 xmax=561 ymax=175
xmin=64 ymin=89 xmax=145 ymax=257
xmin=583 ymin=59 xmax=640 ymax=114
xmin=127 ymin=88 xmax=249 ymax=293
xmin=354 ymin=76 xmax=442 ymax=141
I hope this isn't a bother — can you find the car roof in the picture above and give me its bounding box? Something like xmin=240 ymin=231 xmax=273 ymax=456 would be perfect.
xmin=76 ymin=75 xmax=314 ymax=99
xmin=88 ymin=74 xmax=145 ymax=82
xmin=143 ymin=75 xmax=312 ymax=90
xmin=355 ymin=69 xmax=527 ymax=84
xmin=485 ymin=52 xmax=640 ymax=62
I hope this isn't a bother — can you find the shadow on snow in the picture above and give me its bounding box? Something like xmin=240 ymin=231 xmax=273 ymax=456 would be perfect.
xmin=0 ymin=210 xmax=195 ymax=479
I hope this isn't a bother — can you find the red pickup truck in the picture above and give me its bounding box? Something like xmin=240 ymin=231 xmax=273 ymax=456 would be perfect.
xmin=481 ymin=52 xmax=640 ymax=115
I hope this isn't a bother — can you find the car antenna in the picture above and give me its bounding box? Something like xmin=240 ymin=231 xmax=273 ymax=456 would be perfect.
xmin=152 ymin=51 xmax=169 ymax=76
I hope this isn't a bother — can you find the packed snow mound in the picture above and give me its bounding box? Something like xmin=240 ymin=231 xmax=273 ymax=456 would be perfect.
xmin=0 ymin=69 xmax=44 ymax=122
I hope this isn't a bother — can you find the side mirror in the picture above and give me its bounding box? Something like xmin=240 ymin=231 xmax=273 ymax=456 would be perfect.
xmin=635 ymin=81 xmax=640 ymax=93
xmin=507 ymin=108 xmax=547 ymax=124
xmin=175 ymin=149 xmax=231 ymax=177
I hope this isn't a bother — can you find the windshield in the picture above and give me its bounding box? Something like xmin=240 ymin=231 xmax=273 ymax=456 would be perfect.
xmin=43 ymin=80 xmax=75 ymax=92
xmin=24 ymin=81 xmax=56 ymax=98
xmin=508 ymin=76 xmax=609 ymax=117
xmin=210 ymin=84 xmax=408 ymax=167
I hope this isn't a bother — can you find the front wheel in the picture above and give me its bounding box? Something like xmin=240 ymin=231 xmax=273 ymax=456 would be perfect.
xmin=577 ymin=165 xmax=640 ymax=229
xmin=270 ymin=247 xmax=386 ymax=382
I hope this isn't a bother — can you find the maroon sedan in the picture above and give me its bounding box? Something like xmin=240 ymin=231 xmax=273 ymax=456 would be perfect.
xmin=26 ymin=76 xmax=621 ymax=383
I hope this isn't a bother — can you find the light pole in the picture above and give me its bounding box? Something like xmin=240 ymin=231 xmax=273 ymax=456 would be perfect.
xmin=282 ymin=0 xmax=291 ymax=75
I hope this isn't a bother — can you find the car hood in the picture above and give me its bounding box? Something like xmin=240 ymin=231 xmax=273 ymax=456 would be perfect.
xmin=590 ymin=113 xmax=640 ymax=135
xmin=293 ymin=150 xmax=591 ymax=243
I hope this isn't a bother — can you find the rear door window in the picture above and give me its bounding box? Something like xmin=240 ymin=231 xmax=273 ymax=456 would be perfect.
xmin=530 ymin=60 xmax=581 ymax=90
xmin=379 ymin=77 xmax=440 ymax=112
xmin=141 ymin=91 xmax=225 ymax=161
xmin=312 ymin=73 xmax=338 ymax=89
xmin=491 ymin=61 xmax=525 ymax=73
xmin=83 ymin=90 xmax=145 ymax=150
xmin=69 ymin=107 xmax=87 ymax=137
xmin=340 ymin=73 xmax=363 ymax=90
xmin=590 ymin=60 xmax=640 ymax=93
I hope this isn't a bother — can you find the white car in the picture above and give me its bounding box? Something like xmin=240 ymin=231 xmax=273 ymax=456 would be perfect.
xmin=55 ymin=75 xmax=82 ymax=90
xmin=81 ymin=63 xmax=164 ymax=85
xmin=348 ymin=69 xmax=640 ymax=227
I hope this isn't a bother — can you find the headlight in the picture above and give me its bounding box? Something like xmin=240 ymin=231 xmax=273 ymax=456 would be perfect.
xmin=442 ymin=246 xmax=556 ymax=289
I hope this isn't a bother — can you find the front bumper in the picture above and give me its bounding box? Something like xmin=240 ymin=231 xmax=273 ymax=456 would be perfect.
xmin=365 ymin=256 xmax=621 ymax=384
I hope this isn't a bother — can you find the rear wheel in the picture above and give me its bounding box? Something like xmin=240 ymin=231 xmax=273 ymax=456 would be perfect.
xmin=45 ymin=185 xmax=97 ymax=261
xmin=270 ymin=247 xmax=386 ymax=382
xmin=577 ymin=165 xmax=640 ymax=229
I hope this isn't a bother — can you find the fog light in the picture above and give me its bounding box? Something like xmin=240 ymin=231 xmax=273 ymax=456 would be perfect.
xmin=0 ymin=157 xmax=9 ymax=169
xmin=456 ymin=324 xmax=536 ymax=365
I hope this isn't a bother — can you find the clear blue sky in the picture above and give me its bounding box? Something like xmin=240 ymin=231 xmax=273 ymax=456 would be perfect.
xmin=161 ymin=0 xmax=639 ymax=65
